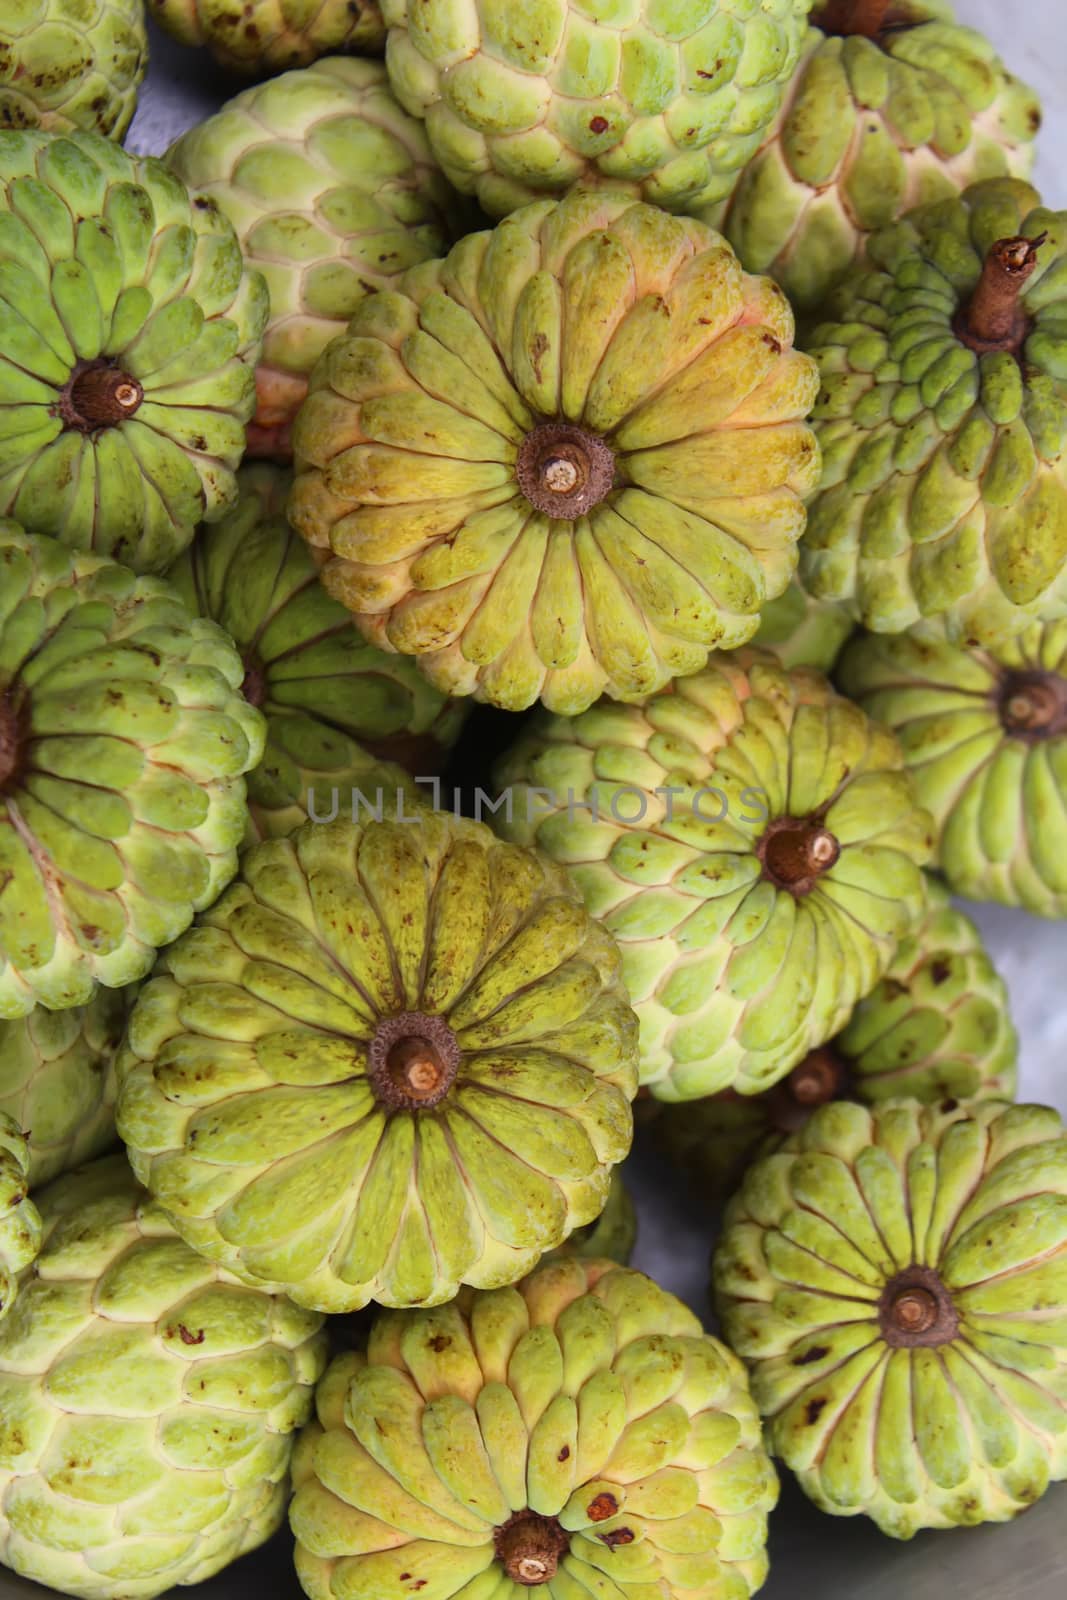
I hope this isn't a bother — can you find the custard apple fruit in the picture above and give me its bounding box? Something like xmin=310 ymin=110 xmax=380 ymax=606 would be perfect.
xmin=0 ymin=1116 xmax=40 ymax=1328
xmin=290 ymin=189 xmax=820 ymax=714
xmin=0 ymin=0 xmax=147 ymax=140
xmin=752 ymin=576 xmax=853 ymax=671
xmin=839 ymin=618 xmax=1067 ymax=916
xmin=546 ymin=1167 xmax=636 ymax=1266
xmin=0 ymin=527 xmax=266 ymax=1019
xmin=147 ymin=0 xmax=385 ymax=75
xmin=494 ymin=648 xmax=934 ymax=1100
xmin=166 ymin=58 xmax=456 ymax=462
xmin=116 ymin=812 xmax=639 ymax=1312
xmin=166 ymin=464 xmax=464 ymax=844
xmin=711 ymin=0 xmax=1040 ymax=313
xmin=801 ymin=177 xmax=1067 ymax=642
xmin=0 ymin=1154 xmax=327 ymax=1599
xmin=0 ymin=130 xmax=268 ymax=573
xmin=291 ymin=1257 xmax=778 ymax=1599
xmin=714 ymin=1098 xmax=1067 ymax=1536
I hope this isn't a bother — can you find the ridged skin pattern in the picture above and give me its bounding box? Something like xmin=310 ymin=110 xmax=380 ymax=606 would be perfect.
xmin=0 ymin=0 xmax=148 ymax=140
xmin=291 ymin=191 xmax=821 ymax=715
xmin=116 ymin=814 xmax=639 ymax=1312
xmin=801 ymin=178 xmax=1067 ymax=642
xmin=714 ymin=1099 xmax=1067 ymax=1536
xmin=0 ymin=527 xmax=266 ymax=1019
xmin=751 ymin=577 xmax=852 ymax=672
xmin=291 ymin=1258 xmax=778 ymax=1600
xmin=0 ymin=1156 xmax=327 ymax=1600
xmin=0 ymin=1115 xmax=41 ymax=1327
xmin=548 ymin=1169 xmax=637 ymax=1265
xmin=166 ymin=465 xmax=464 ymax=845
xmin=712 ymin=5 xmax=1041 ymax=313
xmin=0 ymin=987 xmax=133 ymax=1188
xmin=494 ymin=650 xmax=934 ymax=1100
xmin=166 ymin=58 xmax=456 ymax=451
xmin=148 ymin=0 xmax=386 ymax=75
xmin=0 ymin=131 xmax=268 ymax=574
xmin=655 ymin=875 xmax=1018 ymax=1201
xmin=839 ymin=620 xmax=1067 ymax=917
xmin=382 ymin=0 xmax=811 ymax=219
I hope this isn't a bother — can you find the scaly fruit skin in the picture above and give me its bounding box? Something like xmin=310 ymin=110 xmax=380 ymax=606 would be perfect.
xmin=0 ymin=1155 xmax=327 ymax=1600
xmin=166 ymin=58 xmax=455 ymax=458
xmin=291 ymin=1257 xmax=778 ymax=1600
xmin=0 ymin=527 xmax=266 ymax=1019
xmin=546 ymin=1168 xmax=637 ymax=1266
xmin=0 ymin=1115 xmax=41 ymax=1327
xmin=147 ymin=0 xmax=385 ymax=75
xmin=714 ymin=1099 xmax=1067 ymax=1537
xmin=494 ymin=649 xmax=934 ymax=1100
xmin=0 ymin=0 xmax=147 ymax=140
xmin=0 ymin=988 xmax=134 ymax=1188
xmin=166 ymin=464 xmax=464 ymax=844
xmin=290 ymin=190 xmax=821 ymax=715
xmin=710 ymin=5 xmax=1040 ymax=314
xmin=752 ymin=577 xmax=853 ymax=671
xmin=657 ymin=874 xmax=1018 ymax=1201
xmin=116 ymin=812 xmax=638 ymax=1313
xmin=801 ymin=178 xmax=1067 ymax=642
xmin=839 ymin=619 xmax=1067 ymax=916
xmin=382 ymin=0 xmax=811 ymax=221
xmin=0 ymin=130 xmax=268 ymax=574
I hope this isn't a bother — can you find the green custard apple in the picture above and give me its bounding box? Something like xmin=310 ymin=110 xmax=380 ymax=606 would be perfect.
xmin=116 ymin=811 xmax=639 ymax=1313
xmin=711 ymin=0 xmax=1040 ymax=313
xmin=290 ymin=188 xmax=820 ymax=714
xmin=801 ymin=177 xmax=1067 ymax=642
xmin=0 ymin=526 xmax=265 ymax=1019
xmin=546 ymin=1167 xmax=637 ymax=1266
xmin=147 ymin=0 xmax=385 ymax=76
xmin=291 ymin=1256 xmax=778 ymax=1599
xmin=0 ymin=130 xmax=268 ymax=573
xmin=0 ymin=1116 xmax=41 ymax=1328
xmin=0 ymin=988 xmax=134 ymax=1188
xmin=0 ymin=1154 xmax=327 ymax=1599
xmin=714 ymin=1098 xmax=1067 ymax=1536
xmin=166 ymin=464 xmax=465 ymax=844
xmin=751 ymin=576 xmax=853 ymax=671
xmin=494 ymin=648 xmax=934 ymax=1100
xmin=0 ymin=0 xmax=147 ymax=141
xmin=382 ymin=0 xmax=812 ymax=220
xmin=166 ymin=58 xmax=456 ymax=461
xmin=839 ymin=618 xmax=1067 ymax=916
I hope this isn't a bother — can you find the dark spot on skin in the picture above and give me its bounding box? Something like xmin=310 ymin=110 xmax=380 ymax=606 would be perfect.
xmin=930 ymin=960 xmax=952 ymax=984
xmin=587 ymin=1493 xmax=618 ymax=1522
xmin=558 ymin=1446 xmax=570 ymax=1462
xmin=530 ymin=331 xmax=549 ymax=384
xmin=429 ymin=1334 xmax=451 ymax=1352
xmin=762 ymin=333 xmax=782 ymax=353
xmin=941 ymin=1098 xmax=959 ymax=1113
xmin=589 ymin=116 xmax=609 ymax=134
xmin=598 ymin=1528 xmax=634 ymax=1549
xmin=805 ymin=1397 xmax=828 ymax=1425
xmin=793 ymin=1345 xmax=829 ymax=1366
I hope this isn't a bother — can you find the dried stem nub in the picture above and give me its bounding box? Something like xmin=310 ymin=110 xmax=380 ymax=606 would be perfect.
xmin=516 ymin=422 xmax=615 ymax=520
xmin=955 ymin=235 xmax=1047 ymax=355
xmin=367 ymin=1012 xmax=461 ymax=1111
xmin=494 ymin=1512 xmax=570 ymax=1587
xmin=758 ymin=817 xmax=840 ymax=895
xmin=816 ymin=0 xmax=892 ymax=38
xmin=999 ymin=669 xmax=1067 ymax=741
xmin=58 ymin=359 xmax=144 ymax=433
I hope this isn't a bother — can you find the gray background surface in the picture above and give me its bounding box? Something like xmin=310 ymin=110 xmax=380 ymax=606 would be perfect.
xmin=5 ymin=4 xmax=1067 ymax=1598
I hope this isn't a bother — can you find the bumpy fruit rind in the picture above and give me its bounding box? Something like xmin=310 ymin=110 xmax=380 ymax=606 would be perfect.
xmin=839 ymin=618 xmax=1067 ymax=916
xmin=0 ymin=527 xmax=266 ymax=1019
xmin=291 ymin=189 xmax=821 ymax=714
xmin=116 ymin=812 xmax=639 ymax=1313
xmin=752 ymin=577 xmax=853 ymax=672
xmin=714 ymin=1098 xmax=1067 ymax=1537
xmin=147 ymin=0 xmax=385 ymax=75
xmin=0 ymin=1114 xmax=41 ymax=1327
xmin=0 ymin=1154 xmax=327 ymax=1600
xmin=545 ymin=1167 xmax=637 ymax=1267
xmin=166 ymin=58 xmax=455 ymax=453
xmin=713 ymin=5 xmax=1040 ymax=313
xmin=0 ymin=987 xmax=134 ymax=1188
xmin=0 ymin=130 xmax=268 ymax=573
xmin=495 ymin=649 xmax=933 ymax=1100
xmin=801 ymin=177 xmax=1067 ymax=642
xmin=166 ymin=464 xmax=464 ymax=844
xmin=0 ymin=0 xmax=148 ymax=140
xmin=291 ymin=1257 xmax=778 ymax=1599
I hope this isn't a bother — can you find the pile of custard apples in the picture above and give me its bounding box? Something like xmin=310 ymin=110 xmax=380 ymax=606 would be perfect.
xmin=1 ymin=4 xmax=1066 ymax=1598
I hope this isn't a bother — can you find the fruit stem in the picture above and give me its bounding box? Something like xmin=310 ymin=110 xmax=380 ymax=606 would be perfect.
xmin=0 ymin=693 xmax=22 ymax=792
xmin=240 ymin=657 xmax=268 ymax=710
xmin=58 ymin=360 xmax=144 ymax=432
xmin=955 ymin=235 xmax=1047 ymax=355
xmin=494 ymin=1511 xmax=570 ymax=1586
xmin=766 ymin=1046 xmax=851 ymax=1133
xmin=816 ymin=0 xmax=892 ymax=38
xmin=516 ymin=422 xmax=616 ymax=520
xmin=999 ymin=669 xmax=1067 ymax=741
xmin=758 ymin=818 xmax=840 ymax=895
xmin=367 ymin=1012 xmax=461 ymax=1111
xmin=878 ymin=1265 xmax=959 ymax=1348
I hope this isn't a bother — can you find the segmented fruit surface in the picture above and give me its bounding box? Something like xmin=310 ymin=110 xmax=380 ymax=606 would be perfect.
xmin=752 ymin=576 xmax=853 ymax=672
xmin=0 ymin=1115 xmax=40 ymax=1328
xmin=715 ymin=1099 xmax=1067 ymax=1536
xmin=116 ymin=813 xmax=638 ymax=1312
xmin=291 ymin=1258 xmax=778 ymax=1599
xmin=147 ymin=0 xmax=385 ymax=74
xmin=0 ymin=0 xmax=147 ymax=139
xmin=495 ymin=649 xmax=933 ymax=1099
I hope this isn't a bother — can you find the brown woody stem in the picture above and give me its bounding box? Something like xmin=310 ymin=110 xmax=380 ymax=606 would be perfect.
xmin=999 ymin=670 xmax=1067 ymax=741
xmin=0 ymin=693 xmax=22 ymax=791
xmin=955 ymin=235 xmax=1047 ymax=354
xmin=494 ymin=1512 xmax=570 ymax=1586
xmin=815 ymin=0 xmax=892 ymax=37
xmin=58 ymin=360 xmax=143 ymax=432
xmin=878 ymin=1266 xmax=959 ymax=1348
xmin=516 ymin=422 xmax=615 ymax=520
xmin=367 ymin=1012 xmax=460 ymax=1111
xmin=758 ymin=817 xmax=840 ymax=895
xmin=766 ymin=1047 xmax=851 ymax=1133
